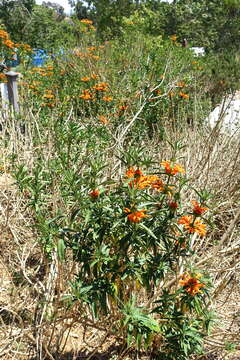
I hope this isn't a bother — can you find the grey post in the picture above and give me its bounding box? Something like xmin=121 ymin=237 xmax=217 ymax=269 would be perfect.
xmin=5 ymin=71 xmax=19 ymax=112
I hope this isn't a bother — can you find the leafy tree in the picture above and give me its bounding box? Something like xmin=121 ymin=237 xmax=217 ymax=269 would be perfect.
xmin=0 ymin=0 xmax=35 ymax=41
xmin=22 ymin=5 xmax=75 ymax=49
xmin=69 ymin=0 xmax=136 ymax=38
xmin=166 ymin=0 xmax=240 ymax=52
xmin=68 ymin=0 xmax=89 ymax=19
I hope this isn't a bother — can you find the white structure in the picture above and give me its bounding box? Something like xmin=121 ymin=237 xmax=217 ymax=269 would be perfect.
xmin=0 ymin=82 xmax=9 ymax=110
xmin=207 ymin=93 xmax=240 ymax=134
xmin=190 ymin=47 xmax=205 ymax=56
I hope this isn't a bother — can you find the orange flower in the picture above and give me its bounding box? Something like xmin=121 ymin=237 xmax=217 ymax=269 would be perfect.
xmin=135 ymin=175 xmax=159 ymax=190
xmin=125 ymin=168 xmax=162 ymax=190
xmin=43 ymin=93 xmax=55 ymax=99
xmin=191 ymin=200 xmax=208 ymax=215
xmin=125 ymin=209 xmax=149 ymax=223
xmin=179 ymin=91 xmax=189 ymax=99
xmin=91 ymin=55 xmax=100 ymax=61
xmin=0 ymin=30 xmax=9 ymax=40
xmin=102 ymin=96 xmax=113 ymax=102
xmin=3 ymin=39 xmax=15 ymax=49
xmin=23 ymin=43 xmax=32 ymax=52
xmin=91 ymin=73 xmax=98 ymax=79
xmin=161 ymin=161 xmax=185 ymax=175
xmin=47 ymin=103 xmax=54 ymax=108
xmin=151 ymin=178 xmax=164 ymax=192
xmin=178 ymin=215 xmax=206 ymax=237
xmin=89 ymin=189 xmax=100 ymax=198
xmin=99 ymin=115 xmax=109 ymax=124
xmin=93 ymin=82 xmax=108 ymax=91
xmin=87 ymin=46 xmax=96 ymax=51
xmin=81 ymin=76 xmax=90 ymax=82
xmin=79 ymin=89 xmax=93 ymax=100
xmin=179 ymin=273 xmax=205 ymax=296
xmin=80 ymin=19 xmax=93 ymax=25
xmin=176 ymin=82 xmax=186 ymax=88
xmin=170 ymin=34 xmax=177 ymax=41
xmin=119 ymin=104 xmax=128 ymax=111
xmin=0 ymin=73 xmax=6 ymax=81
xmin=125 ymin=167 xmax=137 ymax=178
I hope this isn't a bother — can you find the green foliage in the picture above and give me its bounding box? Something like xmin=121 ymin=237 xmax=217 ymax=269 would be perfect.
xmin=0 ymin=0 xmax=35 ymax=43
xmin=21 ymin=5 xmax=75 ymax=49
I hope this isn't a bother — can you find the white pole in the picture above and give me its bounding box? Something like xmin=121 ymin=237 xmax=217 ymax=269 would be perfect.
xmin=5 ymin=71 xmax=19 ymax=112
xmin=0 ymin=82 xmax=8 ymax=110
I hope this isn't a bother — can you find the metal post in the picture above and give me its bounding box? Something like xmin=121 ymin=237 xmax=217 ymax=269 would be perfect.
xmin=5 ymin=71 xmax=19 ymax=112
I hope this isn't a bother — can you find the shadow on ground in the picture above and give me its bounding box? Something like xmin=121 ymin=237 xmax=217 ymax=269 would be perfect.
xmin=29 ymin=343 xmax=153 ymax=360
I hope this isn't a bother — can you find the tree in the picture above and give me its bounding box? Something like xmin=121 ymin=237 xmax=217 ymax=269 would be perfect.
xmin=42 ymin=1 xmax=65 ymax=20
xmin=0 ymin=0 xmax=36 ymax=41
xmin=21 ymin=5 xmax=75 ymax=49
xmin=166 ymin=0 xmax=240 ymax=52
xmin=69 ymin=0 xmax=136 ymax=38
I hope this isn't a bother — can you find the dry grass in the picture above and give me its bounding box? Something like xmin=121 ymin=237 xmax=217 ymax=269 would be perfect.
xmin=0 ymin=109 xmax=240 ymax=360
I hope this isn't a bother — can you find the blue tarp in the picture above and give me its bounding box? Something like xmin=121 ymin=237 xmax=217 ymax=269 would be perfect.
xmin=31 ymin=49 xmax=49 ymax=66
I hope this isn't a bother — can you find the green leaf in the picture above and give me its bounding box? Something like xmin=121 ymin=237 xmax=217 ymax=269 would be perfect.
xmin=57 ymin=238 xmax=66 ymax=262
xmin=139 ymin=223 xmax=157 ymax=240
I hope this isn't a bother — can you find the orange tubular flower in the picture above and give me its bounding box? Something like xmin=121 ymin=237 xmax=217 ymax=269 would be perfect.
xmin=91 ymin=55 xmax=100 ymax=61
xmin=43 ymin=93 xmax=55 ymax=99
xmin=119 ymin=105 xmax=128 ymax=111
xmin=0 ymin=73 xmax=6 ymax=81
xmin=151 ymin=178 xmax=164 ymax=192
xmin=89 ymin=189 xmax=100 ymax=198
xmin=192 ymin=200 xmax=208 ymax=215
xmin=176 ymin=82 xmax=186 ymax=88
xmin=87 ymin=46 xmax=96 ymax=51
xmin=170 ymin=34 xmax=177 ymax=41
xmin=79 ymin=89 xmax=93 ymax=100
xmin=179 ymin=91 xmax=189 ymax=99
xmin=126 ymin=167 xmax=162 ymax=191
xmin=93 ymin=82 xmax=108 ymax=91
xmin=91 ymin=73 xmax=98 ymax=79
xmin=3 ymin=39 xmax=15 ymax=49
xmin=102 ymin=96 xmax=113 ymax=102
xmin=178 ymin=215 xmax=206 ymax=237
xmin=80 ymin=19 xmax=93 ymax=25
xmin=81 ymin=76 xmax=90 ymax=82
xmin=125 ymin=209 xmax=149 ymax=223
xmin=99 ymin=115 xmax=109 ymax=124
xmin=132 ymin=175 xmax=159 ymax=190
xmin=179 ymin=273 xmax=205 ymax=296
xmin=161 ymin=161 xmax=185 ymax=176
xmin=125 ymin=167 xmax=137 ymax=178
xmin=0 ymin=30 xmax=9 ymax=40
